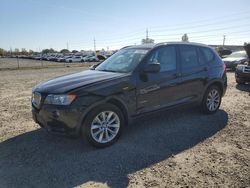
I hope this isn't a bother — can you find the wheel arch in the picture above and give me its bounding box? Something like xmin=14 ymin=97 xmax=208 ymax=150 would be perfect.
xmin=206 ymin=80 xmax=224 ymax=96
xmin=76 ymin=96 xmax=129 ymax=135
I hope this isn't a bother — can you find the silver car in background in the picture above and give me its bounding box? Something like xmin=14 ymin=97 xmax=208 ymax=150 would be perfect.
xmin=223 ymin=51 xmax=248 ymax=70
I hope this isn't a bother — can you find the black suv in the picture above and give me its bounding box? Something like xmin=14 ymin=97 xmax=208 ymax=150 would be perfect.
xmin=32 ymin=42 xmax=227 ymax=147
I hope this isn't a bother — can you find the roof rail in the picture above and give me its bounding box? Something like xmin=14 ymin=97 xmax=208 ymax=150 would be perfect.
xmin=120 ymin=45 xmax=134 ymax=49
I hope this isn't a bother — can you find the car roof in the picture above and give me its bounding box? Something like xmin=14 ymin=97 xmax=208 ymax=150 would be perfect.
xmin=124 ymin=42 xmax=213 ymax=50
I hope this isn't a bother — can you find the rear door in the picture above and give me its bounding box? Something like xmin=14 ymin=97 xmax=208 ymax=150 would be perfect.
xmin=178 ymin=45 xmax=208 ymax=102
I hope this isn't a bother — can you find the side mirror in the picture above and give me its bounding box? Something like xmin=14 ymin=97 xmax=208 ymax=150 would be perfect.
xmin=143 ymin=63 xmax=160 ymax=73
xmin=90 ymin=63 xmax=100 ymax=70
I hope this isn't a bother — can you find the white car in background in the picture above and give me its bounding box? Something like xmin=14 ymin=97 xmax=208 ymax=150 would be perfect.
xmin=57 ymin=55 xmax=71 ymax=62
xmin=65 ymin=56 xmax=84 ymax=62
xmin=223 ymin=51 xmax=248 ymax=70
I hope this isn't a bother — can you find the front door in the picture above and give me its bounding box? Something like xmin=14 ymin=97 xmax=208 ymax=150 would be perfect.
xmin=136 ymin=45 xmax=182 ymax=114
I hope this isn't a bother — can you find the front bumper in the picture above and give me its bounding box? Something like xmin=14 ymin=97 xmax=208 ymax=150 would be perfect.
xmin=32 ymin=104 xmax=83 ymax=137
xmin=235 ymin=70 xmax=250 ymax=82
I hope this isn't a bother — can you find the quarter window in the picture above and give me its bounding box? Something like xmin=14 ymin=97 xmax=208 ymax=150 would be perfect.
xmin=200 ymin=47 xmax=214 ymax=62
xmin=147 ymin=46 xmax=177 ymax=72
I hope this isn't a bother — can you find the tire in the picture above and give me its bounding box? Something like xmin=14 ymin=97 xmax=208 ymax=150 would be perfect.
xmin=201 ymin=85 xmax=222 ymax=114
xmin=82 ymin=103 xmax=124 ymax=148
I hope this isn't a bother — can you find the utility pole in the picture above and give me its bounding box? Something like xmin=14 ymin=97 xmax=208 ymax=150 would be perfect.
xmin=94 ymin=38 xmax=96 ymax=52
xmin=67 ymin=42 xmax=69 ymax=50
xmin=146 ymin=28 xmax=149 ymax=41
xmin=223 ymin=35 xmax=226 ymax=46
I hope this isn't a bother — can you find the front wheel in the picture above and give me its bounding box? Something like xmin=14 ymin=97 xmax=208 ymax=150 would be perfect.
xmin=82 ymin=103 xmax=124 ymax=148
xmin=201 ymin=85 xmax=222 ymax=114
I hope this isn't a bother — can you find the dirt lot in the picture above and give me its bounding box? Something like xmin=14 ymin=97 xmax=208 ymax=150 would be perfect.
xmin=0 ymin=66 xmax=249 ymax=188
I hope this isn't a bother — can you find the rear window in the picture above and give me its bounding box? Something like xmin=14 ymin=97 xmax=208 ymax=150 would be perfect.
xmin=200 ymin=47 xmax=214 ymax=62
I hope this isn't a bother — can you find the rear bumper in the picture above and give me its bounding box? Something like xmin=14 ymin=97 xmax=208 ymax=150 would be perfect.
xmin=32 ymin=105 xmax=83 ymax=137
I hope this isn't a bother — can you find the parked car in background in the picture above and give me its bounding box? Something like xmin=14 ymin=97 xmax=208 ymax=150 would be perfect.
xmin=223 ymin=51 xmax=248 ymax=70
xmin=32 ymin=42 xmax=227 ymax=147
xmin=215 ymin=47 xmax=232 ymax=58
xmin=83 ymin=55 xmax=99 ymax=62
xmin=235 ymin=43 xmax=250 ymax=84
xmin=65 ymin=55 xmax=84 ymax=62
xmin=34 ymin=55 xmax=42 ymax=60
xmin=97 ymin=54 xmax=107 ymax=61
xmin=235 ymin=62 xmax=250 ymax=84
xmin=56 ymin=55 xmax=71 ymax=62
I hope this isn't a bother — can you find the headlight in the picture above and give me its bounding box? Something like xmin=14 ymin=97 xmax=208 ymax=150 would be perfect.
xmin=236 ymin=65 xmax=245 ymax=71
xmin=44 ymin=94 xmax=76 ymax=105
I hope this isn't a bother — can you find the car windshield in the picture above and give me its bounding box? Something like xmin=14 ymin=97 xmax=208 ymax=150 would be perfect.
xmin=96 ymin=48 xmax=149 ymax=73
xmin=228 ymin=51 xmax=246 ymax=58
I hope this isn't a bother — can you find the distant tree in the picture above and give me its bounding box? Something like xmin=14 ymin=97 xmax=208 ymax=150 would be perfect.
xmin=0 ymin=48 xmax=6 ymax=56
xmin=28 ymin=50 xmax=34 ymax=55
xmin=60 ymin=49 xmax=70 ymax=54
xmin=21 ymin=48 xmax=28 ymax=55
xmin=13 ymin=48 xmax=20 ymax=55
xmin=42 ymin=48 xmax=56 ymax=54
xmin=71 ymin=50 xmax=78 ymax=53
xmin=141 ymin=38 xmax=154 ymax=44
xmin=181 ymin=33 xmax=189 ymax=42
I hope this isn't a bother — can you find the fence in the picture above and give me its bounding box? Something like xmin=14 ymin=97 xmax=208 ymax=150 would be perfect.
xmin=0 ymin=57 xmax=94 ymax=70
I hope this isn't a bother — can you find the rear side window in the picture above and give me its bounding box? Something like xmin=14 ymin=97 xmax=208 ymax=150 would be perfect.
xmin=200 ymin=47 xmax=214 ymax=62
xmin=179 ymin=45 xmax=199 ymax=68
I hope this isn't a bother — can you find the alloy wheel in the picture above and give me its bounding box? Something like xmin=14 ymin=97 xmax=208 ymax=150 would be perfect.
xmin=90 ymin=111 xmax=120 ymax=143
xmin=206 ymin=89 xmax=220 ymax=112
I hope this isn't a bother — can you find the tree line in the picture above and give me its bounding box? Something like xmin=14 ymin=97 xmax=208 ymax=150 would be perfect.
xmin=0 ymin=48 xmax=81 ymax=56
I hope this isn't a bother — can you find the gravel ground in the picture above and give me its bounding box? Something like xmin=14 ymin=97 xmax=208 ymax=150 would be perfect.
xmin=0 ymin=67 xmax=249 ymax=188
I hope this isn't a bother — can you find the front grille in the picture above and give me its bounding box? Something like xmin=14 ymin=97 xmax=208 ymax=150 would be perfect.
xmin=243 ymin=66 xmax=250 ymax=73
xmin=32 ymin=92 xmax=42 ymax=109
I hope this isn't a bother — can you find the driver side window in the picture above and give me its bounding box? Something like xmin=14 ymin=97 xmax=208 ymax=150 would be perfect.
xmin=147 ymin=46 xmax=177 ymax=72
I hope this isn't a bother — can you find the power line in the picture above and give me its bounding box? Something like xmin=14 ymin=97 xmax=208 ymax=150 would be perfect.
xmin=148 ymin=10 xmax=250 ymax=30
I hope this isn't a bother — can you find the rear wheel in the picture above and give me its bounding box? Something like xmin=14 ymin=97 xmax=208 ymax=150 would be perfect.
xmin=82 ymin=103 xmax=124 ymax=148
xmin=201 ymin=85 xmax=222 ymax=114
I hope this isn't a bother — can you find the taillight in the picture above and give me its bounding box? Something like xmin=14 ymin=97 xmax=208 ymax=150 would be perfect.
xmin=223 ymin=63 xmax=226 ymax=72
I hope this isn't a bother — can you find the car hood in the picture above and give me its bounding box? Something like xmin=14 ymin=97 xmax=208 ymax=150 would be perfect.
xmin=223 ymin=57 xmax=245 ymax=62
xmin=33 ymin=70 xmax=128 ymax=94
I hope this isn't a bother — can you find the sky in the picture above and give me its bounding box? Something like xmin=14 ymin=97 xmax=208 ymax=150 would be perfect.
xmin=0 ymin=0 xmax=250 ymax=51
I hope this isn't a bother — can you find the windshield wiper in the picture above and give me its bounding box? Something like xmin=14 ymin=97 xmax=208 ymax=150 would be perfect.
xmin=98 ymin=69 xmax=119 ymax=73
